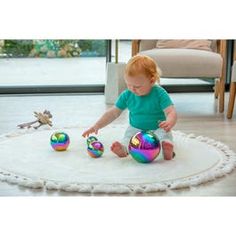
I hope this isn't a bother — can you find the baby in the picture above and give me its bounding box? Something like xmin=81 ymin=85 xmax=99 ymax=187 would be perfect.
xmin=82 ymin=55 xmax=177 ymax=160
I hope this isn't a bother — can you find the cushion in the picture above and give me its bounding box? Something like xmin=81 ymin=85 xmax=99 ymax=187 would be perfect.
xmin=156 ymin=40 xmax=213 ymax=52
xmin=139 ymin=48 xmax=222 ymax=78
xmin=139 ymin=40 xmax=157 ymax=51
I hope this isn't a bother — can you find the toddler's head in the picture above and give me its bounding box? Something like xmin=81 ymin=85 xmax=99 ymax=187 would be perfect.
xmin=124 ymin=55 xmax=161 ymax=96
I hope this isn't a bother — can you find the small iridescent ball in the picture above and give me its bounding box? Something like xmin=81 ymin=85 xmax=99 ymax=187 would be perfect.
xmin=50 ymin=132 xmax=70 ymax=151
xmin=87 ymin=141 xmax=104 ymax=158
xmin=87 ymin=136 xmax=98 ymax=146
xmin=128 ymin=131 xmax=161 ymax=163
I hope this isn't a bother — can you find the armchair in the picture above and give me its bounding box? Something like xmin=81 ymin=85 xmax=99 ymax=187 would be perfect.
xmin=132 ymin=40 xmax=227 ymax=112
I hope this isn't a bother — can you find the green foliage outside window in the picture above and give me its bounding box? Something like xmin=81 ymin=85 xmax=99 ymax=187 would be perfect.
xmin=0 ymin=40 xmax=106 ymax=58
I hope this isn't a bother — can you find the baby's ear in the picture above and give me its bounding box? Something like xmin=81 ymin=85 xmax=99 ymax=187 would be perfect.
xmin=150 ymin=77 xmax=156 ymax=85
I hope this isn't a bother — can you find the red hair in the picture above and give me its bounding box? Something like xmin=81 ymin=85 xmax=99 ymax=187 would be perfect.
xmin=125 ymin=55 xmax=161 ymax=83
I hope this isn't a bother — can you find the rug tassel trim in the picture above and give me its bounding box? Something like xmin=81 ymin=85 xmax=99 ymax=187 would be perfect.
xmin=0 ymin=128 xmax=236 ymax=193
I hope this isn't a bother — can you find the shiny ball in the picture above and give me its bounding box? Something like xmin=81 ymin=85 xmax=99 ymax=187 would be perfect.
xmin=87 ymin=136 xmax=98 ymax=146
xmin=50 ymin=132 xmax=70 ymax=151
xmin=87 ymin=141 xmax=104 ymax=158
xmin=128 ymin=131 xmax=161 ymax=163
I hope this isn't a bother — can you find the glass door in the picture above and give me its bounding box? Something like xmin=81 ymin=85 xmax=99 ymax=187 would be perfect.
xmin=0 ymin=40 xmax=109 ymax=93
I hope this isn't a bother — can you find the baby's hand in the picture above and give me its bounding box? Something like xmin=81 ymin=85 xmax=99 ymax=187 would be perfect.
xmin=159 ymin=120 xmax=173 ymax=132
xmin=82 ymin=126 xmax=98 ymax=138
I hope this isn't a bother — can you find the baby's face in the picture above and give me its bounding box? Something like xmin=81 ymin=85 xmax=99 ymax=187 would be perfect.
xmin=125 ymin=74 xmax=154 ymax=96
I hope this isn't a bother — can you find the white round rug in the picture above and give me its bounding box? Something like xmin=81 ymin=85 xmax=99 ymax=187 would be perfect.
xmin=0 ymin=126 xmax=236 ymax=193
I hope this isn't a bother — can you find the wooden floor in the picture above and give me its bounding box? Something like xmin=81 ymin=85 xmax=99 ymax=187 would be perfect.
xmin=0 ymin=92 xmax=235 ymax=196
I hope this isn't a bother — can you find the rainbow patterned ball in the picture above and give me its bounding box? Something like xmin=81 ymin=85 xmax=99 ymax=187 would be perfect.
xmin=50 ymin=132 xmax=70 ymax=151
xmin=87 ymin=136 xmax=98 ymax=146
xmin=87 ymin=141 xmax=104 ymax=158
xmin=128 ymin=131 xmax=161 ymax=163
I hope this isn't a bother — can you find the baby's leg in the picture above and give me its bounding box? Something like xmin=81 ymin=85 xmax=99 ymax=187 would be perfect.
xmin=111 ymin=126 xmax=140 ymax=158
xmin=154 ymin=128 xmax=174 ymax=160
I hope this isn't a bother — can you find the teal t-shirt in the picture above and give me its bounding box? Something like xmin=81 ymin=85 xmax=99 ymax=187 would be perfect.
xmin=115 ymin=85 xmax=173 ymax=131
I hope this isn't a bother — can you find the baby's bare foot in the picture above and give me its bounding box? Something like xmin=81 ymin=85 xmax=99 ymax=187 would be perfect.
xmin=111 ymin=141 xmax=128 ymax=158
xmin=162 ymin=141 xmax=174 ymax=160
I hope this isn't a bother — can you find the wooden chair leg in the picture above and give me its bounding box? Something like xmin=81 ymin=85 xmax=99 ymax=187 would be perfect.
xmin=218 ymin=40 xmax=227 ymax=113
xmin=214 ymin=78 xmax=220 ymax=99
xmin=227 ymin=82 xmax=236 ymax=119
xmin=219 ymin=75 xmax=225 ymax=113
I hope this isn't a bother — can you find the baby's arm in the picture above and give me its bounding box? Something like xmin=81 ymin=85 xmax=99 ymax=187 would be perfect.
xmin=82 ymin=106 xmax=122 ymax=137
xmin=159 ymin=105 xmax=177 ymax=132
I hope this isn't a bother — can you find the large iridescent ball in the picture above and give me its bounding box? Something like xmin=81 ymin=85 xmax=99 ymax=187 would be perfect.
xmin=87 ymin=141 xmax=104 ymax=158
xmin=128 ymin=131 xmax=161 ymax=163
xmin=50 ymin=132 xmax=70 ymax=151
